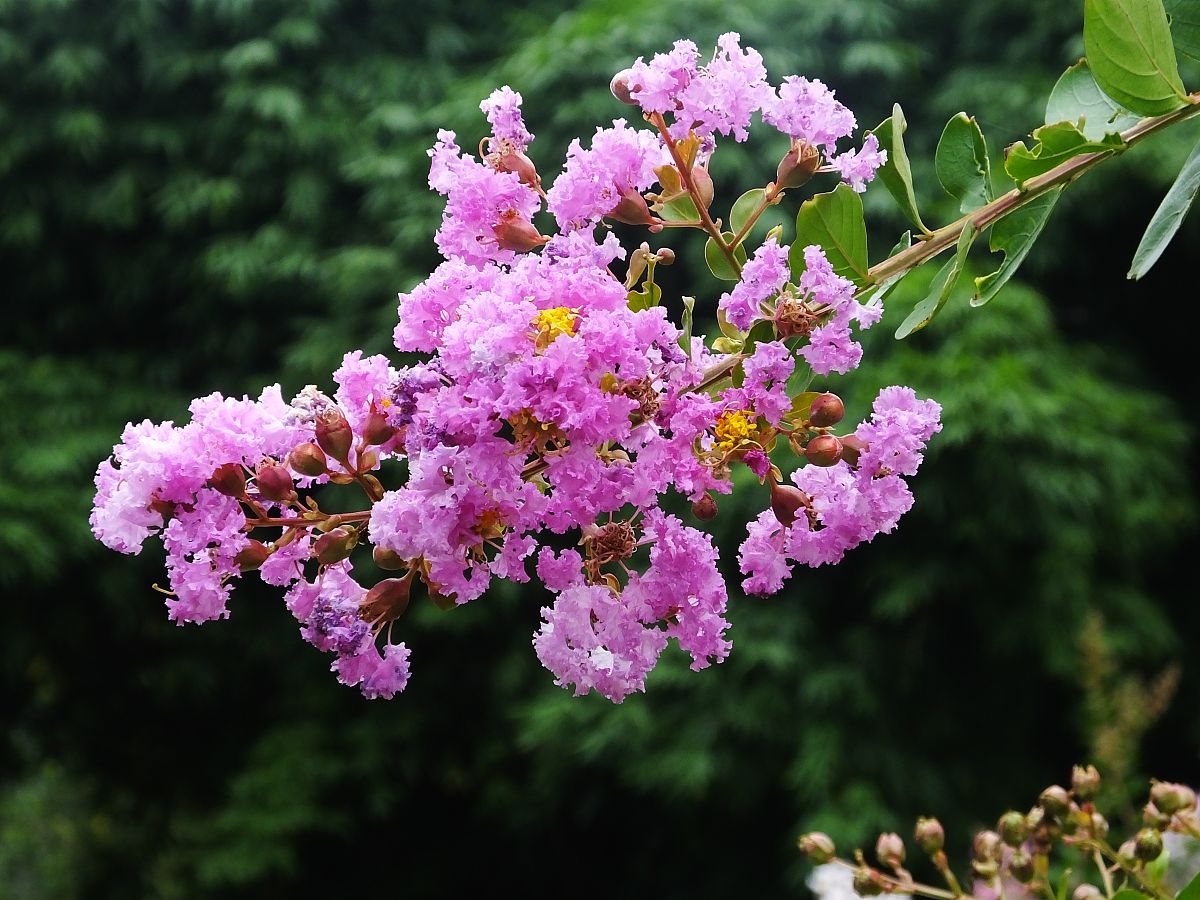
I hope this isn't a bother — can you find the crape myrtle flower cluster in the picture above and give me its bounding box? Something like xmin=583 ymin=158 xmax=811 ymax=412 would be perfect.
xmin=92 ymin=34 xmax=940 ymax=703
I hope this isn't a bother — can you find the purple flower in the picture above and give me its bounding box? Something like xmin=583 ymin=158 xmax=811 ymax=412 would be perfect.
xmin=718 ymin=237 xmax=791 ymax=331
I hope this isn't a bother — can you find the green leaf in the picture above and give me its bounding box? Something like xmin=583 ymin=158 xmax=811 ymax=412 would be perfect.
xmin=790 ymin=183 xmax=870 ymax=288
xmin=679 ymin=295 xmax=696 ymax=357
xmin=717 ymin=307 xmax=743 ymax=340
xmin=869 ymin=104 xmax=929 ymax=232
xmin=730 ymin=189 xmax=766 ymax=239
xmin=935 ymin=113 xmax=993 ymax=214
xmin=1177 ymin=870 xmax=1200 ymax=900
xmin=973 ymin=188 xmax=1063 ymax=306
xmin=660 ymin=194 xmax=699 ymax=223
xmin=704 ymin=233 xmax=748 ymax=281
xmin=1046 ymin=60 xmax=1142 ymax=140
xmin=743 ymin=319 xmax=777 ymax=354
xmin=896 ymin=224 xmax=977 ymax=338
xmin=1109 ymin=891 xmax=1151 ymax=900
xmin=1084 ymin=0 xmax=1188 ymax=115
xmin=1004 ymin=121 xmax=1125 ymax=188
xmin=1144 ymin=848 xmax=1171 ymax=887
xmin=786 ymin=391 xmax=821 ymax=422
xmin=1165 ymin=0 xmax=1200 ymax=61
xmin=626 ymin=282 xmax=661 ymax=311
xmin=1130 ymin=134 xmax=1200 ymax=278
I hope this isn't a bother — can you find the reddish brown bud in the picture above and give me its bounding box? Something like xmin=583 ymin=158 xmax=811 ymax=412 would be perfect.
xmin=363 ymin=408 xmax=397 ymax=446
xmin=609 ymin=68 xmax=638 ymax=105
xmin=655 ymin=247 xmax=676 ymax=265
xmin=770 ymin=481 xmax=811 ymax=527
xmin=608 ymin=185 xmax=657 ymax=226
xmin=808 ymin=392 xmax=845 ymax=427
xmin=288 ymin=442 xmax=328 ymax=477
xmin=372 ymin=545 xmax=407 ymax=571
xmin=315 ymin=408 xmax=354 ymax=463
xmin=776 ymin=141 xmax=822 ymax=190
xmin=914 ymin=817 xmax=944 ymax=854
xmin=1135 ymin=827 xmax=1164 ymax=862
xmin=1039 ymin=785 xmax=1071 ymax=818
xmin=1150 ymin=781 xmax=1196 ymax=815
xmin=852 ymin=868 xmax=884 ymax=897
xmin=209 ymin=463 xmax=247 ymax=498
xmin=1072 ymin=764 xmax=1101 ymax=801
xmin=690 ymin=166 xmax=714 ymax=210
xmin=691 ymin=493 xmax=718 ymax=521
xmin=255 ymin=463 xmax=297 ymax=503
xmin=235 ymin=540 xmax=270 ymax=572
xmin=314 ymin=525 xmax=357 ymax=566
xmin=360 ymin=576 xmax=412 ymax=623
xmin=840 ymin=434 xmax=868 ymax=468
xmin=805 ymin=434 xmax=843 ymax=467
xmin=798 ymin=832 xmax=836 ymax=864
xmin=875 ymin=832 xmax=905 ymax=869
xmin=493 ymin=212 xmax=550 ymax=252
xmin=494 ymin=149 xmax=541 ymax=189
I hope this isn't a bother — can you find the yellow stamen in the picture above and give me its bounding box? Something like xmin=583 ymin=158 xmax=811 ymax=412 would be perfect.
xmin=714 ymin=409 xmax=760 ymax=452
xmin=531 ymin=307 xmax=578 ymax=351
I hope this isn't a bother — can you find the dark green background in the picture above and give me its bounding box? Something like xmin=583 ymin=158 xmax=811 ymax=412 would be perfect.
xmin=2 ymin=0 xmax=1197 ymax=896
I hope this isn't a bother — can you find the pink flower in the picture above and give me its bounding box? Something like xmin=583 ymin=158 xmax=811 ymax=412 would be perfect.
xmin=718 ymin=237 xmax=791 ymax=331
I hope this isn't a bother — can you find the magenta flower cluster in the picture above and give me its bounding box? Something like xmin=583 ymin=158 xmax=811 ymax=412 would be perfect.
xmin=91 ymin=35 xmax=933 ymax=704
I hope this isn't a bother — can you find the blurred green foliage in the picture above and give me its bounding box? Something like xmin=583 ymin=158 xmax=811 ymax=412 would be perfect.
xmin=2 ymin=0 xmax=1198 ymax=896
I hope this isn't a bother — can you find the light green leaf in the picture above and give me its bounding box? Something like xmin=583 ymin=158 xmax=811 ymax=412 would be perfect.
xmin=973 ymin=188 xmax=1063 ymax=306
xmin=869 ymin=104 xmax=929 ymax=232
xmin=1046 ymin=60 xmax=1142 ymax=140
xmin=1130 ymin=135 xmax=1200 ymax=278
xmin=786 ymin=391 xmax=821 ymax=423
xmin=789 ymin=183 xmax=870 ymax=287
xmin=1165 ymin=0 xmax=1200 ymax=61
xmin=679 ymin=295 xmax=696 ymax=357
xmin=626 ymin=282 xmax=661 ymax=311
xmin=1177 ymin=870 xmax=1200 ymax=900
xmin=935 ymin=113 xmax=993 ymax=214
xmin=896 ymin=224 xmax=977 ymax=338
xmin=1004 ymin=121 xmax=1125 ymax=187
xmin=1084 ymin=0 xmax=1188 ymax=115
xmin=730 ymin=189 xmax=767 ymax=239
xmin=1109 ymin=891 xmax=1151 ymax=900
xmin=660 ymin=194 xmax=699 ymax=223
xmin=704 ymin=233 xmax=748 ymax=281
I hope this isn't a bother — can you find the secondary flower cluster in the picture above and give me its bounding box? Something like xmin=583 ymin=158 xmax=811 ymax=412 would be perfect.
xmin=91 ymin=35 xmax=935 ymax=703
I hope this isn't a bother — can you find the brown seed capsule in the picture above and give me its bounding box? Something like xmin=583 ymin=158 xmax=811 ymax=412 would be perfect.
xmin=805 ymin=434 xmax=843 ymax=467
xmin=493 ymin=149 xmax=541 ymax=189
xmin=316 ymin=408 xmax=354 ymax=463
xmin=1135 ymin=827 xmax=1164 ymax=862
xmin=1150 ymin=781 xmax=1197 ymax=816
xmin=314 ymin=525 xmax=357 ymax=566
xmin=655 ymin=247 xmax=676 ymax=265
xmin=797 ymin=832 xmax=836 ymax=864
xmin=608 ymin=185 xmax=657 ymax=227
xmin=776 ymin=140 xmax=822 ymax=190
xmin=808 ymin=392 xmax=845 ymax=428
xmin=840 ymin=434 xmax=868 ymax=468
xmin=1072 ymin=764 xmax=1101 ymax=802
xmin=998 ymin=810 xmax=1027 ymax=846
xmin=255 ymin=463 xmax=297 ymax=503
xmin=609 ymin=68 xmax=638 ymax=105
xmin=372 ymin=545 xmax=407 ymax=571
xmin=1039 ymin=785 xmax=1071 ymax=818
xmin=363 ymin=408 xmax=397 ymax=446
xmin=360 ymin=576 xmax=412 ymax=623
xmin=914 ymin=817 xmax=945 ymax=854
xmin=288 ymin=441 xmax=328 ymax=477
xmin=875 ymin=832 xmax=905 ymax=869
xmin=691 ymin=493 xmax=718 ymax=521
xmin=770 ymin=481 xmax=811 ymax=527
xmin=209 ymin=462 xmax=247 ymax=498
xmin=235 ymin=540 xmax=270 ymax=572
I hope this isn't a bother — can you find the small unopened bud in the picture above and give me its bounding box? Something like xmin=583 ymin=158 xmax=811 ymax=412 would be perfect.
xmin=798 ymin=832 xmax=836 ymax=864
xmin=1135 ymin=827 xmax=1164 ymax=862
xmin=360 ymin=576 xmax=412 ymax=623
xmin=805 ymin=434 xmax=843 ymax=467
xmin=1009 ymin=850 xmax=1034 ymax=883
xmin=875 ymin=833 xmax=905 ymax=869
xmin=1143 ymin=802 xmax=1171 ymax=830
xmin=1150 ymin=781 xmax=1197 ymax=816
xmin=608 ymin=185 xmax=656 ymax=227
xmin=1072 ymin=764 xmax=1101 ymax=801
xmin=609 ymin=68 xmax=638 ymax=105
xmin=1117 ymin=839 xmax=1138 ymax=867
xmin=691 ymin=493 xmax=718 ymax=521
xmin=256 ymin=463 xmax=297 ymax=503
xmin=363 ymin=407 xmax=397 ymax=446
xmin=210 ymin=463 xmax=247 ymax=498
xmin=494 ymin=149 xmax=541 ymax=189
xmin=974 ymin=830 xmax=1002 ymax=862
xmin=1074 ymin=885 xmax=1102 ymax=900
xmin=235 ymin=540 xmax=270 ymax=572
xmin=655 ymin=247 xmax=675 ymax=265
xmin=314 ymin=525 xmax=357 ymax=566
xmin=853 ymin=869 xmax=883 ymax=897
xmin=493 ymin=213 xmax=550 ymax=252
xmin=770 ymin=481 xmax=811 ymax=527
xmin=1039 ymin=785 xmax=1071 ymax=818
xmin=690 ymin=166 xmax=714 ymax=210
xmin=373 ymin=545 xmax=407 ymax=571
xmin=808 ymin=392 xmax=845 ymax=427
xmin=776 ymin=140 xmax=822 ymax=190
xmin=998 ymin=811 xmax=1027 ymax=846
xmin=1025 ymin=805 xmax=1045 ymax=831
xmin=288 ymin=442 xmax=327 ymax=477
xmin=840 ymin=434 xmax=868 ymax=468
xmin=316 ymin=408 xmax=354 ymax=463
xmin=915 ymin=817 xmax=944 ymax=854
xmin=1089 ymin=812 xmax=1109 ymax=841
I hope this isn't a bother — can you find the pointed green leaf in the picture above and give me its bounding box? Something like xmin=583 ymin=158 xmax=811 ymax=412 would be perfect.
xmin=1130 ymin=134 xmax=1200 ymax=278
xmin=679 ymin=295 xmax=696 ymax=357
xmin=869 ymin=104 xmax=929 ymax=232
xmin=1046 ymin=60 xmax=1142 ymax=140
xmin=1165 ymin=0 xmax=1200 ymax=61
xmin=704 ymin=233 xmax=747 ymax=281
xmin=1005 ymin=121 xmax=1125 ymax=187
xmin=1084 ymin=0 xmax=1188 ymax=115
xmin=730 ymin=189 xmax=767 ymax=239
xmin=973 ymin=188 xmax=1063 ymax=306
xmin=660 ymin=194 xmax=699 ymax=223
xmin=935 ymin=113 xmax=993 ymax=214
xmin=626 ymin=281 xmax=661 ymax=311
xmin=716 ymin=307 xmax=743 ymax=340
xmin=789 ymin=183 xmax=870 ymax=287
xmin=896 ymin=224 xmax=978 ymax=338
xmin=1177 ymin=870 xmax=1200 ymax=900
xmin=743 ymin=319 xmax=777 ymax=354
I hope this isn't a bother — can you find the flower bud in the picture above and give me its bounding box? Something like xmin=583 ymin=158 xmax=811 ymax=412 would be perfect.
xmin=974 ymin=830 xmax=1002 ymax=862
xmin=1135 ymin=827 xmax=1164 ymax=862
xmin=316 ymin=408 xmax=354 ymax=463
xmin=363 ymin=407 xmax=397 ymax=446
xmin=691 ymin=493 xmax=718 ymax=521
xmin=915 ymin=817 xmax=944 ymax=854
xmin=1150 ymin=781 xmax=1197 ymax=816
xmin=1088 ymin=812 xmax=1109 ymax=841
xmin=314 ymin=525 xmax=357 ymax=566
xmin=770 ymin=481 xmax=811 ymax=528
xmin=288 ymin=442 xmax=328 ymax=477
xmin=798 ymin=832 xmax=836 ymax=864
xmin=235 ymin=540 xmax=270 ymax=572
xmin=360 ymin=576 xmax=412 ymax=623
xmin=493 ymin=213 xmax=550 ymax=252
xmin=1039 ymin=785 xmax=1071 ymax=818
xmin=1009 ymin=850 xmax=1034 ymax=883
xmin=875 ymin=832 xmax=905 ymax=869
xmin=1143 ymin=802 xmax=1171 ymax=830
xmin=493 ymin=149 xmax=541 ymax=189
xmin=776 ymin=140 xmax=822 ymax=190
xmin=609 ymin=68 xmax=638 ymax=105
xmin=256 ymin=463 xmax=297 ymax=503
xmin=808 ymin=392 xmax=845 ymax=428
xmin=840 ymin=434 xmax=868 ymax=468
xmin=805 ymin=434 xmax=843 ymax=467
xmin=1072 ymin=764 xmax=1101 ymax=802
xmin=1074 ymin=885 xmax=1102 ymax=900
xmin=209 ymin=462 xmax=247 ymax=498
xmin=608 ymin=185 xmax=657 ymax=227
xmin=1117 ymin=839 xmax=1138 ymax=867
xmin=972 ymin=858 xmax=999 ymax=880
xmin=998 ymin=811 xmax=1027 ymax=847
xmin=655 ymin=247 xmax=676 ymax=265
xmin=690 ymin=166 xmax=714 ymax=210
xmin=373 ymin=545 xmax=407 ymax=571
xmin=853 ymin=868 xmax=884 ymax=897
